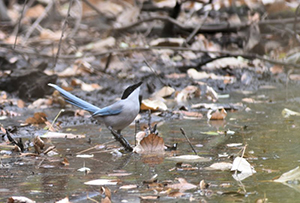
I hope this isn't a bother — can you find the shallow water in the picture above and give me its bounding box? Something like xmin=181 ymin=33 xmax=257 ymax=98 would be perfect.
xmin=1 ymin=84 xmax=300 ymax=202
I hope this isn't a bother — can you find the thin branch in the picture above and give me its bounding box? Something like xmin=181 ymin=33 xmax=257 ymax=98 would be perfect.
xmin=5 ymin=44 xmax=300 ymax=68
xmin=54 ymin=0 xmax=74 ymax=68
xmin=22 ymin=0 xmax=54 ymax=45
xmin=13 ymin=0 xmax=28 ymax=48
xmin=180 ymin=128 xmax=198 ymax=155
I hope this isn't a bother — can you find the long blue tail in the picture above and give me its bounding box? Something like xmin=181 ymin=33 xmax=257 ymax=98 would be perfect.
xmin=48 ymin=83 xmax=100 ymax=113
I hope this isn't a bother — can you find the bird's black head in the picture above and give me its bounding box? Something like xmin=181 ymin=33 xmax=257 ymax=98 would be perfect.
xmin=121 ymin=82 xmax=143 ymax=99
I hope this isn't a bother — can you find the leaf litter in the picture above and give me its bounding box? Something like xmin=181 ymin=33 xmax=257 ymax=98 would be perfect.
xmin=1 ymin=0 xmax=300 ymax=202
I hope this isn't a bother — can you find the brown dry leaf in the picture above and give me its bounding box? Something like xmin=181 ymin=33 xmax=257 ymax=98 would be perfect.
xmin=39 ymin=29 xmax=63 ymax=41
xmin=25 ymin=112 xmax=47 ymax=124
xmin=71 ymin=78 xmax=102 ymax=92
xmin=25 ymin=4 xmax=45 ymax=19
xmin=141 ymin=99 xmax=167 ymax=111
xmin=17 ymin=99 xmax=25 ymax=108
xmin=134 ymin=133 xmax=164 ymax=154
xmin=61 ymin=158 xmax=70 ymax=166
xmin=168 ymin=191 xmax=185 ymax=197
xmin=34 ymin=136 xmax=45 ymax=150
xmin=207 ymin=108 xmax=227 ymax=120
xmin=101 ymin=186 xmax=112 ymax=203
xmin=167 ymin=178 xmax=197 ymax=192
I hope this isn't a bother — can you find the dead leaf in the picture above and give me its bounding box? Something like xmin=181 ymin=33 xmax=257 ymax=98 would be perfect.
xmin=71 ymin=78 xmax=102 ymax=92
xmin=207 ymin=162 xmax=233 ymax=171
xmin=282 ymin=108 xmax=300 ymax=118
xmin=207 ymin=108 xmax=227 ymax=120
xmin=81 ymin=36 xmax=116 ymax=52
xmin=119 ymin=184 xmax=138 ymax=190
xmin=84 ymin=179 xmax=119 ymax=186
xmin=173 ymin=110 xmax=203 ymax=120
xmin=139 ymin=196 xmax=159 ymax=200
xmin=41 ymin=132 xmax=85 ymax=139
xmin=134 ymin=133 xmax=164 ymax=154
xmin=17 ymin=99 xmax=25 ymax=108
xmin=25 ymin=112 xmax=47 ymax=124
xmin=34 ymin=136 xmax=45 ymax=153
xmin=176 ymin=85 xmax=201 ymax=105
xmin=152 ymin=86 xmax=175 ymax=98
xmin=167 ymin=178 xmax=197 ymax=192
xmin=61 ymin=158 xmax=69 ymax=166
xmin=100 ymin=186 xmax=111 ymax=203
xmin=25 ymin=4 xmax=45 ymax=19
xmin=231 ymin=157 xmax=256 ymax=174
xmin=274 ymin=166 xmax=300 ymax=183
xmin=7 ymin=196 xmax=36 ymax=203
xmin=141 ymin=99 xmax=168 ymax=111
xmin=55 ymin=197 xmax=70 ymax=203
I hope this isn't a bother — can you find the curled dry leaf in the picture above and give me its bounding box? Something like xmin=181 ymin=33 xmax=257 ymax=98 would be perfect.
xmin=141 ymin=99 xmax=168 ymax=111
xmin=273 ymin=166 xmax=300 ymax=183
xmin=231 ymin=157 xmax=256 ymax=174
xmin=176 ymin=85 xmax=201 ymax=105
xmin=207 ymin=108 xmax=227 ymax=120
xmin=152 ymin=86 xmax=175 ymax=98
xmin=25 ymin=112 xmax=47 ymax=124
xmin=61 ymin=158 xmax=70 ymax=166
xmin=34 ymin=136 xmax=45 ymax=154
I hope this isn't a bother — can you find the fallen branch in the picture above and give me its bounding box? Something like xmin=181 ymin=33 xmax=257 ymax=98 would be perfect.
xmin=3 ymin=43 xmax=300 ymax=68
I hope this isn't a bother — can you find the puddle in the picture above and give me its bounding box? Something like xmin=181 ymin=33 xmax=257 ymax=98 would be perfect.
xmin=1 ymin=84 xmax=300 ymax=202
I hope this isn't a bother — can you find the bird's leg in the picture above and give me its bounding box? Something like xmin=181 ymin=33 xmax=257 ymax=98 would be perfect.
xmin=108 ymin=126 xmax=133 ymax=152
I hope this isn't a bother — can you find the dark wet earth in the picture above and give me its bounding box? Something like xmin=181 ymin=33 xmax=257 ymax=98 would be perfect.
xmin=1 ymin=83 xmax=300 ymax=202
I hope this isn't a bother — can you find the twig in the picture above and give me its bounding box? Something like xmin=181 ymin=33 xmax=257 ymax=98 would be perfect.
xmin=13 ymin=0 xmax=29 ymax=48
xmin=180 ymin=128 xmax=198 ymax=155
xmin=54 ymin=0 xmax=74 ymax=68
xmin=6 ymin=44 xmax=300 ymax=68
xmin=22 ymin=0 xmax=54 ymax=45
xmin=48 ymin=109 xmax=65 ymax=131
xmin=185 ymin=11 xmax=209 ymax=45
xmin=69 ymin=0 xmax=82 ymax=38
xmin=293 ymin=3 xmax=300 ymax=44
xmin=108 ymin=126 xmax=133 ymax=152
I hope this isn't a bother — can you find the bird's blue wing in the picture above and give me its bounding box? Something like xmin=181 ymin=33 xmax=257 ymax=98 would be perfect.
xmin=92 ymin=101 xmax=123 ymax=117
xmin=48 ymin=83 xmax=100 ymax=113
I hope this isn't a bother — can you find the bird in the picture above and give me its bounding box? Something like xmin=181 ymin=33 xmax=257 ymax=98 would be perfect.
xmin=48 ymin=82 xmax=142 ymax=140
